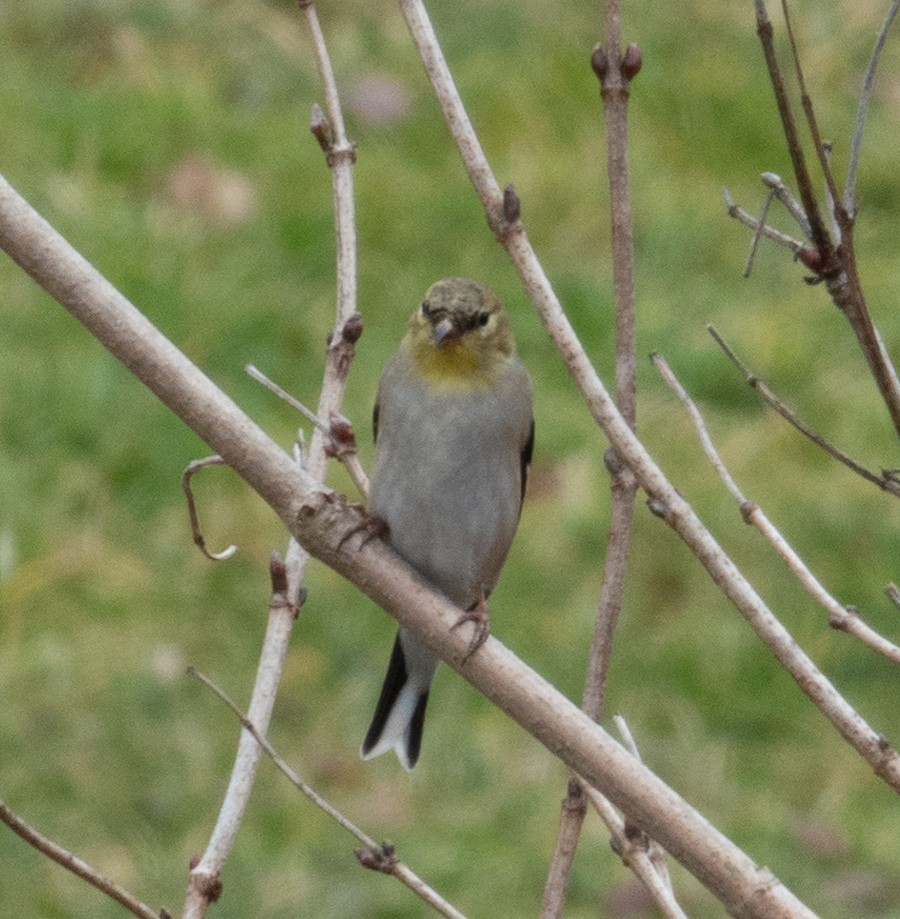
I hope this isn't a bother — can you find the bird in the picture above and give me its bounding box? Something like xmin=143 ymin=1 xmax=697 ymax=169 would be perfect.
xmin=360 ymin=277 xmax=534 ymax=770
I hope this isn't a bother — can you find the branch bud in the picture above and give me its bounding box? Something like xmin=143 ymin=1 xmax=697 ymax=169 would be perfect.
xmin=590 ymin=44 xmax=608 ymax=82
xmin=341 ymin=311 xmax=363 ymax=344
xmin=502 ymin=184 xmax=521 ymax=224
xmin=309 ymin=103 xmax=332 ymax=152
xmin=622 ymin=43 xmax=642 ymax=80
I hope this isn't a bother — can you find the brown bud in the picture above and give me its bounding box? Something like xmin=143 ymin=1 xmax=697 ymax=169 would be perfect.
xmin=269 ymin=551 xmax=288 ymax=595
xmin=591 ymin=44 xmax=608 ymax=81
xmin=622 ymin=42 xmax=642 ymax=80
xmin=329 ymin=412 xmax=356 ymax=447
xmin=502 ymin=184 xmax=521 ymax=224
xmin=797 ymin=247 xmax=823 ymax=273
xmin=341 ymin=312 xmax=363 ymax=344
xmin=310 ymin=103 xmax=331 ymax=152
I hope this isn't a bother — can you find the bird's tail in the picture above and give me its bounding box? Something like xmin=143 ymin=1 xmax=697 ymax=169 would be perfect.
xmin=361 ymin=631 xmax=436 ymax=770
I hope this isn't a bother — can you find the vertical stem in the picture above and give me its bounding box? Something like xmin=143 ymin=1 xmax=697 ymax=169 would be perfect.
xmin=542 ymin=5 xmax=641 ymax=915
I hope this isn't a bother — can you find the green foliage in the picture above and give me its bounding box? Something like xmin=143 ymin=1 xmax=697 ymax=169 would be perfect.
xmin=2 ymin=1 xmax=899 ymax=917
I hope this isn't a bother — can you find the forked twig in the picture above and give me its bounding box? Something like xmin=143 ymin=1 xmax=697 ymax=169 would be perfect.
xmin=653 ymin=351 xmax=900 ymax=665
xmin=778 ymin=0 xmax=844 ymax=227
xmin=187 ymin=667 xmax=468 ymax=919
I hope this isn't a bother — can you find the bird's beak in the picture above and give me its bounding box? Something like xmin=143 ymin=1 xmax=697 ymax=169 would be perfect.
xmin=432 ymin=318 xmax=460 ymax=349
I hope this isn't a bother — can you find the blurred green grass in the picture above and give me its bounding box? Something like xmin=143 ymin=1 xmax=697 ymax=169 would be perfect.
xmin=2 ymin=0 xmax=899 ymax=916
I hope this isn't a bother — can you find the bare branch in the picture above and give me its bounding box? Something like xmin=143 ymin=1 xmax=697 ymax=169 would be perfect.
xmin=580 ymin=777 xmax=688 ymax=919
xmin=887 ymin=583 xmax=900 ymax=609
xmin=543 ymin=6 xmax=641 ymax=914
xmin=752 ymin=0 xmax=835 ymax=262
xmin=187 ymin=667 xmax=467 ymax=919
xmin=708 ymin=326 xmax=900 ymax=498
xmin=185 ymin=5 xmax=361 ymax=913
xmin=653 ymin=352 xmax=900 ymax=665
xmin=184 ymin=555 xmax=301 ymax=916
xmin=778 ymin=0 xmax=844 ymax=226
xmin=846 ymin=0 xmax=900 ymax=216
xmin=0 ymin=801 xmax=166 ymax=919
xmin=752 ymin=0 xmax=900 ymax=434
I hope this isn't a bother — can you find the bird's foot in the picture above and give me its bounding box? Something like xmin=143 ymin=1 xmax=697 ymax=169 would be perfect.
xmin=452 ymin=589 xmax=490 ymax=663
xmin=336 ymin=507 xmax=390 ymax=551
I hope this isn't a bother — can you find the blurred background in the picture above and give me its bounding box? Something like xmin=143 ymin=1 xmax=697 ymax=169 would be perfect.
xmin=1 ymin=0 xmax=899 ymax=916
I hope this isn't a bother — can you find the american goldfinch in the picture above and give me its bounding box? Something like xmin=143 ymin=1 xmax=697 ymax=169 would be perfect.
xmin=361 ymin=277 xmax=534 ymax=770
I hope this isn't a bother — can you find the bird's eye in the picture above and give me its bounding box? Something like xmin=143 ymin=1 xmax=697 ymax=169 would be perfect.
xmin=476 ymin=311 xmax=490 ymax=328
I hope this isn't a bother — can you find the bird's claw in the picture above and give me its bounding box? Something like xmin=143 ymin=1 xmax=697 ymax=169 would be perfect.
xmin=452 ymin=590 xmax=490 ymax=663
xmin=336 ymin=508 xmax=390 ymax=551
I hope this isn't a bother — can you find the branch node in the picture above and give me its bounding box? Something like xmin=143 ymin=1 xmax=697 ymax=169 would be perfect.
xmin=739 ymin=500 xmax=757 ymax=524
xmin=355 ymin=841 xmax=399 ymax=874
xmin=829 ymin=605 xmax=856 ymax=632
xmin=340 ymin=311 xmax=364 ymax=345
xmin=646 ymin=496 xmax=669 ymax=520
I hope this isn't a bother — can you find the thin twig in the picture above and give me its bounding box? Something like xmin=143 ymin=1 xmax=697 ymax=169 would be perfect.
xmin=722 ymin=188 xmax=810 ymax=259
xmin=187 ymin=668 xmax=468 ymax=919
xmin=183 ymin=4 xmax=360 ymax=914
xmin=542 ymin=8 xmax=641 ymax=915
xmin=755 ymin=0 xmax=900 ymax=434
xmin=886 ymin=583 xmax=900 ymax=609
xmin=708 ymin=326 xmax=900 ymax=498
xmin=845 ymin=0 xmax=900 ymax=216
xmin=246 ymin=363 xmax=370 ymax=499
xmin=753 ymin=0 xmax=834 ymax=262
xmin=184 ymin=556 xmax=301 ymax=916
xmin=742 ymin=187 xmax=777 ymax=278
xmin=779 ymin=0 xmax=844 ymax=226
xmin=761 ymin=172 xmax=812 ymax=238
xmin=0 ymin=801 xmax=166 ymax=919
xmin=182 ymin=457 xmax=238 ymax=561
xmin=574 ymin=778 xmax=687 ymax=919
xmin=653 ymin=351 xmax=900 ymax=665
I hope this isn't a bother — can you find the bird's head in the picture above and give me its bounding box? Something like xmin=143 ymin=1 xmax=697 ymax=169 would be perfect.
xmin=406 ymin=278 xmax=516 ymax=387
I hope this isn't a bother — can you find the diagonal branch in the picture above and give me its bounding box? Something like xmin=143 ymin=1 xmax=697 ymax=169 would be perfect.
xmin=653 ymin=351 xmax=900 ymax=666
xmin=708 ymin=326 xmax=900 ymax=499
xmin=0 ymin=801 xmax=167 ymax=919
